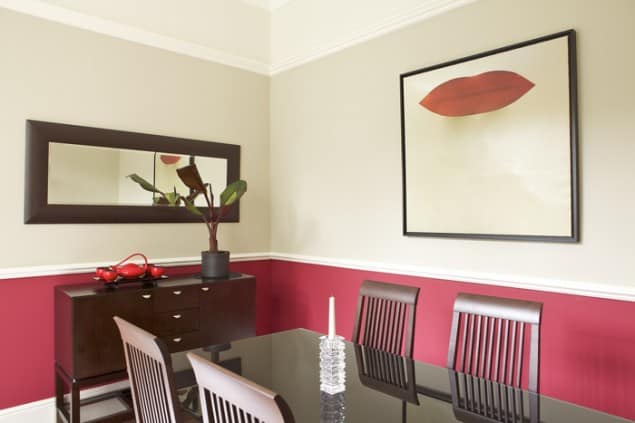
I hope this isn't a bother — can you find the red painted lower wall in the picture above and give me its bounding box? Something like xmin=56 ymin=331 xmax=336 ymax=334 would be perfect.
xmin=0 ymin=260 xmax=271 ymax=410
xmin=270 ymin=260 xmax=635 ymax=420
xmin=2 ymin=258 xmax=634 ymax=421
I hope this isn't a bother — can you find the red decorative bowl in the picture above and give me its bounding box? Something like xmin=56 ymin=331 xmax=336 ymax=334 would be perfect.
xmin=95 ymin=267 xmax=108 ymax=279
xmin=101 ymin=269 xmax=118 ymax=282
xmin=148 ymin=264 xmax=166 ymax=279
xmin=112 ymin=253 xmax=148 ymax=279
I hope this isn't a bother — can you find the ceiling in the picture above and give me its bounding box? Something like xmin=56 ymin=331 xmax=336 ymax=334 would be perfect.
xmin=0 ymin=0 xmax=475 ymax=74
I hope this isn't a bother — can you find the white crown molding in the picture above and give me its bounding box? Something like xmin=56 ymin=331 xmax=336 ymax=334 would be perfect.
xmin=0 ymin=0 xmax=270 ymax=75
xmin=270 ymin=0 xmax=476 ymax=74
xmin=0 ymin=0 xmax=476 ymax=75
xmin=240 ymin=0 xmax=291 ymax=11
xmin=268 ymin=0 xmax=292 ymax=11
xmin=1 ymin=252 xmax=634 ymax=303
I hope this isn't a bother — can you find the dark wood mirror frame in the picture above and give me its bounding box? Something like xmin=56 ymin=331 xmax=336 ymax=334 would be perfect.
xmin=25 ymin=120 xmax=241 ymax=224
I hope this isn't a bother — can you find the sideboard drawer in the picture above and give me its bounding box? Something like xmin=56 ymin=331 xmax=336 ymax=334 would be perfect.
xmin=153 ymin=308 xmax=199 ymax=336
xmin=162 ymin=331 xmax=201 ymax=353
xmin=153 ymin=286 xmax=199 ymax=312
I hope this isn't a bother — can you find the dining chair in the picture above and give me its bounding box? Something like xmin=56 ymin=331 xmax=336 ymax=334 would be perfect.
xmin=446 ymin=293 xmax=542 ymax=423
xmin=187 ymin=352 xmax=295 ymax=423
xmin=113 ymin=316 xmax=199 ymax=423
xmin=352 ymin=280 xmax=420 ymax=357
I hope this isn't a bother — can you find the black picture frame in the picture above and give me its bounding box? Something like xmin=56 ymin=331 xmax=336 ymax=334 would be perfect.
xmin=25 ymin=120 xmax=241 ymax=224
xmin=400 ymin=29 xmax=580 ymax=243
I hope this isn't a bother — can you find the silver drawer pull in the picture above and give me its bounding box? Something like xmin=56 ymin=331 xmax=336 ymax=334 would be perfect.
xmin=201 ymin=287 xmax=210 ymax=292
xmin=172 ymin=314 xmax=182 ymax=319
xmin=141 ymin=294 xmax=152 ymax=299
xmin=173 ymin=290 xmax=182 ymax=295
xmin=173 ymin=337 xmax=182 ymax=343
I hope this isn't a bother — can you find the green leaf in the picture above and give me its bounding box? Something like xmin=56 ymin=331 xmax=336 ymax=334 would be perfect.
xmin=183 ymin=197 xmax=203 ymax=216
xmin=220 ymin=180 xmax=247 ymax=206
xmin=164 ymin=191 xmax=180 ymax=206
xmin=176 ymin=165 xmax=206 ymax=192
xmin=127 ymin=174 xmax=163 ymax=194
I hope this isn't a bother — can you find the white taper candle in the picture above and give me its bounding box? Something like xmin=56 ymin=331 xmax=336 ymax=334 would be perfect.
xmin=328 ymin=296 xmax=336 ymax=339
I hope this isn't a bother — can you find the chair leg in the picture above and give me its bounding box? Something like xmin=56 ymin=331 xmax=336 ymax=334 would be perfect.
xmin=183 ymin=386 xmax=199 ymax=410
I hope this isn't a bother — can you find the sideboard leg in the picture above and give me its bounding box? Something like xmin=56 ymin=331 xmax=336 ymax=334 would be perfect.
xmin=203 ymin=343 xmax=230 ymax=362
xmin=70 ymin=381 xmax=80 ymax=423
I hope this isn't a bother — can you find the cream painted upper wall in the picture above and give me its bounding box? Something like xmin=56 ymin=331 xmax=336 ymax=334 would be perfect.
xmin=270 ymin=0 xmax=635 ymax=288
xmin=0 ymin=8 xmax=270 ymax=267
xmin=38 ymin=0 xmax=270 ymax=62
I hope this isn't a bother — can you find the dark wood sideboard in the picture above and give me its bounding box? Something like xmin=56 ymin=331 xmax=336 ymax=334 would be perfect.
xmin=54 ymin=273 xmax=256 ymax=423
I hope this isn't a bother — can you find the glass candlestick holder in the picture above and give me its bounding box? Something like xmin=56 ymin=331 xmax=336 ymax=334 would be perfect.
xmin=319 ymin=335 xmax=346 ymax=394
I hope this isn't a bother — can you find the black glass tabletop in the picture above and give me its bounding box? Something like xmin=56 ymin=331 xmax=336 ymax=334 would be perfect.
xmin=176 ymin=329 xmax=630 ymax=423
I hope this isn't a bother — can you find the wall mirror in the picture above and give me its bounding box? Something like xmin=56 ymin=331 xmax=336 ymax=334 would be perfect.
xmin=25 ymin=120 xmax=241 ymax=223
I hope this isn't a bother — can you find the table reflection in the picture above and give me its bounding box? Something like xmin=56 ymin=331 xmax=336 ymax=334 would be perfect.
xmin=448 ymin=370 xmax=539 ymax=423
xmin=320 ymin=392 xmax=345 ymax=423
xmin=353 ymin=344 xmax=419 ymax=423
xmin=170 ymin=330 xmax=622 ymax=423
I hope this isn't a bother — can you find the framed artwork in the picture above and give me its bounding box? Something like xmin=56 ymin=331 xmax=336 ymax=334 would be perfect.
xmin=400 ymin=30 xmax=578 ymax=242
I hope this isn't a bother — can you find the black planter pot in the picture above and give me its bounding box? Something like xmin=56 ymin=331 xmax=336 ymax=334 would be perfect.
xmin=201 ymin=251 xmax=229 ymax=279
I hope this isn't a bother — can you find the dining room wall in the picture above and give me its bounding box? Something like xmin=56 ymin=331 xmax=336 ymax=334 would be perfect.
xmin=269 ymin=259 xmax=635 ymax=420
xmin=2 ymin=0 xmax=635 ymax=419
xmin=268 ymin=0 xmax=635 ymax=419
xmin=270 ymin=0 xmax=635 ymax=292
xmin=0 ymin=6 xmax=270 ymax=413
xmin=0 ymin=7 xmax=271 ymax=268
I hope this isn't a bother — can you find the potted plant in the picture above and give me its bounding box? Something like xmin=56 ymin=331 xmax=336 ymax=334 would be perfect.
xmin=128 ymin=164 xmax=247 ymax=278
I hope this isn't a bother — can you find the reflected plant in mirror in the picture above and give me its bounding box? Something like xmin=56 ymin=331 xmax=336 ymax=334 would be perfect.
xmin=128 ymin=165 xmax=247 ymax=279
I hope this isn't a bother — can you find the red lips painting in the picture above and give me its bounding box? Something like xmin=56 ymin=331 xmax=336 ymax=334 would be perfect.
xmin=419 ymin=70 xmax=534 ymax=117
xmin=399 ymin=30 xmax=577 ymax=241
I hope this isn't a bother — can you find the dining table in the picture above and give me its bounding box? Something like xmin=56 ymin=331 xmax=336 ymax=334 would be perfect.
xmin=174 ymin=328 xmax=630 ymax=423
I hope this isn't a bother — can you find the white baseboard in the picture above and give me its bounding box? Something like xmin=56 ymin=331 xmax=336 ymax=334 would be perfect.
xmin=0 ymin=398 xmax=54 ymax=423
xmin=0 ymin=381 xmax=129 ymax=423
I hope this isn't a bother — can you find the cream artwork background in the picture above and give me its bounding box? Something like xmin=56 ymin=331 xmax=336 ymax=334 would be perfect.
xmin=402 ymin=35 xmax=572 ymax=237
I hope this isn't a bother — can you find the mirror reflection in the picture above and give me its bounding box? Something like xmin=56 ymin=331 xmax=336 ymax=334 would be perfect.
xmin=48 ymin=143 xmax=227 ymax=207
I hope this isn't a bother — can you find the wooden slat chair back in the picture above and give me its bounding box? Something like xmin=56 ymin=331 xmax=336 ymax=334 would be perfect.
xmin=447 ymin=293 xmax=542 ymax=391
xmin=352 ymin=280 xmax=420 ymax=357
xmin=113 ymin=316 xmax=185 ymax=423
xmin=446 ymin=294 xmax=542 ymax=423
xmin=187 ymin=352 xmax=295 ymax=423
